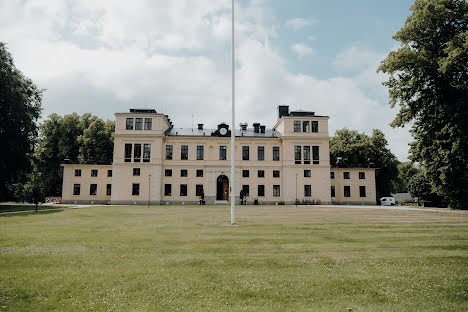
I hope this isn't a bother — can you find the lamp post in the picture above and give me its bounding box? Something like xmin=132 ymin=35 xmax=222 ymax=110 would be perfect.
xmin=148 ymin=174 xmax=151 ymax=208
xmin=295 ymin=173 xmax=298 ymax=207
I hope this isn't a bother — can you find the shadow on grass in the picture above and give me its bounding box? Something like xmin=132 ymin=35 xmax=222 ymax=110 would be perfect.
xmin=0 ymin=209 xmax=64 ymax=217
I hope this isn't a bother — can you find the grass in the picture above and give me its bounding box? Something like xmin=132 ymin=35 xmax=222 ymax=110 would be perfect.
xmin=0 ymin=205 xmax=467 ymax=311
xmin=0 ymin=203 xmax=71 ymax=213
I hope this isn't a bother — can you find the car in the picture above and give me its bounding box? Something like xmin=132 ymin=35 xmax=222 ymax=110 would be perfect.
xmin=380 ymin=197 xmax=396 ymax=206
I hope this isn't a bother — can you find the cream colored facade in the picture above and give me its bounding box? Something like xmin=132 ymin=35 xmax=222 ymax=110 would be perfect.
xmin=61 ymin=107 xmax=377 ymax=205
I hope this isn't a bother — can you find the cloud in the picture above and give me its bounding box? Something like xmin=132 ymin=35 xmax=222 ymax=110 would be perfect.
xmin=0 ymin=1 xmax=410 ymax=160
xmin=285 ymin=17 xmax=318 ymax=31
xmin=291 ymin=43 xmax=314 ymax=58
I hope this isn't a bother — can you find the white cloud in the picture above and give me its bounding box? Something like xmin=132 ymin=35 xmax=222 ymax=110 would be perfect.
xmin=285 ymin=17 xmax=318 ymax=31
xmin=0 ymin=0 xmax=410 ymax=160
xmin=291 ymin=43 xmax=314 ymax=58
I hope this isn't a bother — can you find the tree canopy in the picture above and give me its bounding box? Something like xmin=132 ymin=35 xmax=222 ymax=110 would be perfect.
xmin=34 ymin=113 xmax=115 ymax=197
xmin=378 ymin=0 xmax=468 ymax=209
xmin=0 ymin=42 xmax=43 ymax=201
xmin=329 ymin=129 xmax=399 ymax=199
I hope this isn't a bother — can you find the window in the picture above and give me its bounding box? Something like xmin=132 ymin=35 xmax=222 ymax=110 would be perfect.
xmin=304 ymin=170 xmax=311 ymax=177
xmin=242 ymin=170 xmax=249 ymax=178
xmin=331 ymin=186 xmax=336 ymax=197
xmin=135 ymin=118 xmax=143 ymax=130
xmin=133 ymin=168 xmax=140 ymax=176
xmin=90 ymin=184 xmax=97 ymax=195
xmin=144 ymin=118 xmax=152 ymax=130
xmin=359 ymin=172 xmax=366 ymax=179
xmin=312 ymin=146 xmax=320 ymax=164
xmin=344 ymin=172 xmax=350 ymax=179
xmin=303 ymin=121 xmax=310 ymax=132
xmin=219 ymin=146 xmax=227 ymax=160
xmin=124 ymin=144 xmax=132 ymax=162
xmin=180 ymin=184 xmax=187 ymax=196
xmin=304 ymin=185 xmax=312 ymax=197
xmin=294 ymin=146 xmax=302 ymax=164
xmin=106 ymin=184 xmax=112 ymax=196
xmin=273 ymin=146 xmax=280 ymax=161
xmin=293 ymin=121 xmax=301 ymax=132
xmin=196 ymin=184 xmax=204 ymax=197
xmin=73 ymin=184 xmax=80 ymax=195
xmin=303 ymin=146 xmax=311 ymax=164
xmin=165 ymin=145 xmax=173 ymax=160
xmin=107 ymin=170 xmax=112 ymax=177
xmin=311 ymin=121 xmax=318 ymax=132
xmin=181 ymin=145 xmax=188 ymax=160
xmin=132 ymin=183 xmax=140 ymax=196
xmin=126 ymin=118 xmax=133 ymax=130
xmin=143 ymin=144 xmax=151 ymax=162
xmin=196 ymin=170 xmax=203 ymax=177
xmin=273 ymin=170 xmax=280 ymax=178
xmin=257 ymin=146 xmax=264 ymax=161
xmin=344 ymin=186 xmax=351 ymax=197
xmin=258 ymin=185 xmax=265 ymax=197
xmin=197 ymin=145 xmax=204 ymax=160
xmin=330 ymin=172 xmax=335 ymax=179
xmin=360 ymin=186 xmax=366 ymax=197
xmin=134 ymin=144 xmax=142 ymax=162
xmin=181 ymin=169 xmax=188 ymax=177
xmin=91 ymin=170 xmax=98 ymax=177
xmin=242 ymin=146 xmax=249 ymax=160
xmin=258 ymin=170 xmax=265 ymax=178
xmin=242 ymin=185 xmax=249 ymax=196
xmin=74 ymin=169 xmax=81 ymax=177
xmin=165 ymin=169 xmax=172 ymax=177
xmin=273 ymin=185 xmax=281 ymax=197
xmin=164 ymin=184 xmax=172 ymax=196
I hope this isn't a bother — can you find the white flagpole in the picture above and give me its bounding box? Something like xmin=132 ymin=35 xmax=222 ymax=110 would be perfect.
xmin=230 ymin=0 xmax=236 ymax=225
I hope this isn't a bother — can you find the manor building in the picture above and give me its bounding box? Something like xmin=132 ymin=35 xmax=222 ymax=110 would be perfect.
xmin=61 ymin=106 xmax=377 ymax=205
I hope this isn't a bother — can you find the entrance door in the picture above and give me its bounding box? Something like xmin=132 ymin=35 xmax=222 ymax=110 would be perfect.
xmin=216 ymin=175 xmax=229 ymax=200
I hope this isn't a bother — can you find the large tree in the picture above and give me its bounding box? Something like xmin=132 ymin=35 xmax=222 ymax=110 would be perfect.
xmin=34 ymin=113 xmax=114 ymax=196
xmin=0 ymin=42 xmax=43 ymax=201
xmin=394 ymin=161 xmax=421 ymax=193
xmin=329 ymin=129 xmax=399 ymax=199
xmin=378 ymin=0 xmax=468 ymax=209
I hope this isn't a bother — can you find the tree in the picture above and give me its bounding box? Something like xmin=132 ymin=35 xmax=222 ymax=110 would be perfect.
xmin=394 ymin=161 xmax=422 ymax=193
xmin=329 ymin=129 xmax=399 ymax=199
xmin=408 ymin=172 xmax=435 ymax=206
xmin=378 ymin=0 xmax=468 ymax=209
xmin=0 ymin=42 xmax=43 ymax=201
xmin=78 ymin=119 xmax=114 ymax=164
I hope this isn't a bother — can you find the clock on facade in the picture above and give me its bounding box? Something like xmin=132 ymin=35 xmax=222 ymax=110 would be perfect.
xmin=220 ymin=128 xmax=228 ymax=135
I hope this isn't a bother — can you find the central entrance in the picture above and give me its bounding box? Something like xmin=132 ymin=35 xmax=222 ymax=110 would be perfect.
xmin=216 ymin=175 xmax=229 ymax=200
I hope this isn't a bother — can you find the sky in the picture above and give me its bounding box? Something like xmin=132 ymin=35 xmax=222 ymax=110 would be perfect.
xmin=0 ymin=0 xmax=416 ymax=160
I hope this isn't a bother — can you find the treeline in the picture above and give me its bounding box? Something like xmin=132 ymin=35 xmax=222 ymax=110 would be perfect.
xmin=7 ymin=113 xmax=115 ymax=202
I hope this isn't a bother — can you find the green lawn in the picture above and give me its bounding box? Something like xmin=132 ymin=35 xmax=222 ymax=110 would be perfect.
xmin=1 ymin=205 xmax=467 ymax=311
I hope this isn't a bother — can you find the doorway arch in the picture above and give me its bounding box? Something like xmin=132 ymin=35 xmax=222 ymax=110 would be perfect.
xmin=216 ymin=175 xmax=229 ymax=200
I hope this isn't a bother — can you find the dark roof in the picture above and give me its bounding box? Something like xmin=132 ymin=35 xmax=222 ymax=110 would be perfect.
xmin=165 ymin=127 xmax=280 ymax=138
xmin=287 ymin=110 xmax=328 ymax=117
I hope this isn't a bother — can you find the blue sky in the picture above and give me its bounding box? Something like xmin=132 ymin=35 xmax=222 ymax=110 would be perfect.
xmin=0 ymin=0 xmax=416 ymax=160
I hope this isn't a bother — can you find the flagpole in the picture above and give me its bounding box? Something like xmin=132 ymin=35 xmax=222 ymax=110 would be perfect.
xmin=230 ymin=0 xmax=236 ymax=225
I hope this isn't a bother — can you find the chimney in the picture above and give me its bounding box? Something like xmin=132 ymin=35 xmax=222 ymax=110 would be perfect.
xmin=198 ymin=124 xmax=203 ymax=130
xmin=240 ymin=123 xmax=248 ymax=131
xmin=253 ymin=122 xmax=260 ymax=133
xmin=278 ymin=105 xmax=289 ymax=119
xmin=260 ymin=125 xmax=266 ymax=133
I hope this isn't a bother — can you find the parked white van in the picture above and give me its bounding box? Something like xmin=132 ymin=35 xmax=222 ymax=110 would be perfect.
xmin=380 ymin=197 xmax=396 ymax=206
